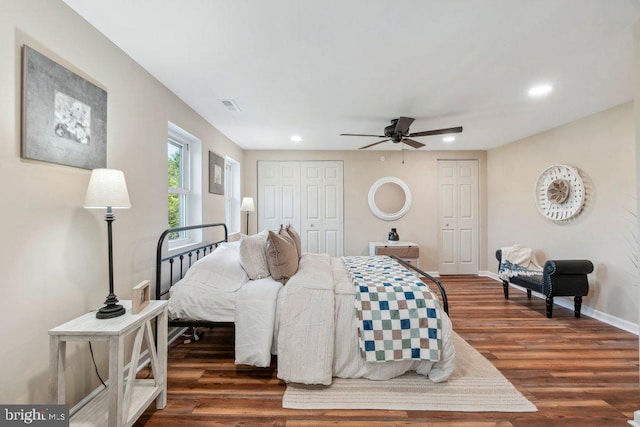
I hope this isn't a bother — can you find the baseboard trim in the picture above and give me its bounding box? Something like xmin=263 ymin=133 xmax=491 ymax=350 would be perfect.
xmin=425 ymin=271 xmax=440 ymax=277
xmin=70 ymin=327 xmax=186 ymax=416
xmin=479 ymin=272 xmax=639 ymax=335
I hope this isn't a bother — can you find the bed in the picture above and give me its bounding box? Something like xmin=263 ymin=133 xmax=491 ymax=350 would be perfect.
xmin=156 ymin=223 xmax=455 ymax=385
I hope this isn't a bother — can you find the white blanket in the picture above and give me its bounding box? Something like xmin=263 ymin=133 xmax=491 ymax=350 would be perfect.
xmin=276 ymin=254 xmax=456 ymax=385
xmin=167 ymin=244 xmax=250 ymax=322
xmin=501 ymin=245 xmax=542 ymax=270
xmin=277 ymin=253 xmax=336 ymax=385
xmin=499 ymin=245 xmax=543 ymax=279
xmin=234 ymin=277 xmax=283 ymax=367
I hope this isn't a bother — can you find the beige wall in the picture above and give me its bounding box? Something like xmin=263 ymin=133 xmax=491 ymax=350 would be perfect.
xmin=0 ymin=0 xmax=242 ymax=405
xmin=243 ymin=150 xmax=488 ymax=272
xmin=487 ymin=102 xmax=637 ymax=323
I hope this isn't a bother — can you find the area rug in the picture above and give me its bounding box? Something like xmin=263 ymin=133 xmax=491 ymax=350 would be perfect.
xmin=282 ymin=333 xmax=537 ymax=412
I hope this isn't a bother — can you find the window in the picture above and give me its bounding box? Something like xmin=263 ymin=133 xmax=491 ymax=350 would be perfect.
xmin=167 ymin=139 xmax=189 ymax=240
xmin=225 ymin=157 xmax=241 ymax=234
xmin=167 ymin=122 xmax=202 ymax=249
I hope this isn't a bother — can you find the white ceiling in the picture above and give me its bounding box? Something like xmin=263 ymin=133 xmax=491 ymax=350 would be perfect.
xmin=63 ymin=0 xmax=640 ymax=151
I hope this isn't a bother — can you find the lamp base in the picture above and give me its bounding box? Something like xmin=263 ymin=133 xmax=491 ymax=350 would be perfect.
xmin=96 ymin=293 xmax=126 ymax=319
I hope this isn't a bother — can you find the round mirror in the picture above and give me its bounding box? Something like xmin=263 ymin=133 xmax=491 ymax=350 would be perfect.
xmin=375 ymin=183 xmax=406 ymax=214
xmin=368 ymin=177 xmax=412 ymax=221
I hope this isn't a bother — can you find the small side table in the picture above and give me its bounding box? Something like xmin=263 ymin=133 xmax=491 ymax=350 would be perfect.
xmin=49 ymin=300 xmax=168 ymax=427
xmin=369 ymin=241 xmax=420 ymax=267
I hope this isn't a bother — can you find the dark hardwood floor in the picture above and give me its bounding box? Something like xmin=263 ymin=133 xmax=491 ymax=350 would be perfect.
xmin=136 ymin=275 xmax=639 ymax=426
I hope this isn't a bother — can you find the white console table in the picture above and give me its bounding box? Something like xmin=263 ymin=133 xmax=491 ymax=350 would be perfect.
xmin=369 ymin=241 xmax=420 ymax=267
xmin=49 ymin=300 xmax=168 ymax=427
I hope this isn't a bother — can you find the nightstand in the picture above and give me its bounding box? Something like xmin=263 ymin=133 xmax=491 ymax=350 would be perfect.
xmin=49 ymin=300 xmax=168 ymax=427
xmin=369 ymin=241 xmax=420 ymax=267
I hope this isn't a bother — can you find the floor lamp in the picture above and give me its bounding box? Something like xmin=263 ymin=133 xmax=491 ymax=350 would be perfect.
xmin=241 ymin=197 xmax=255 ymax=234
xmin=84 ymin=169 xmax=131 ymax=319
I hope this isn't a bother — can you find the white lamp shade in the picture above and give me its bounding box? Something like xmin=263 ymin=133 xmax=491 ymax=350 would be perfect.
xmin=240 ymin=197 xmax=255 ymax=212
xmin=84 ymin=169 xmax=131 ymax=209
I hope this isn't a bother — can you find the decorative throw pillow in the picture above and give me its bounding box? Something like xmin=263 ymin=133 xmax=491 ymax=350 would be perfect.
xmin=239 ymin=230 xmax=270 ymax=279
xmin=266 ymin=230 xmax=299 ymax=282
xmin=285 ymin=224 xmax=302 ymax=259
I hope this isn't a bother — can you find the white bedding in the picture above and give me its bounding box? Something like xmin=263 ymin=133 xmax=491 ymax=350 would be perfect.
xmin=167 ymin=242 xmax=283 ymax=366
xmin=331 ymin=257 xmax=455 ymax=382
xmin=168 ymin=243 xmax=248 ymax=322
xmin=168 ymin=282 xmax=239 ymax=322
xmin=234 ymin=277 xmax=283 ymax=367
xmin=276 ymin=253 xmax=456 ymax=385
xmin=167 ymin=244 xmax=455 ymax=385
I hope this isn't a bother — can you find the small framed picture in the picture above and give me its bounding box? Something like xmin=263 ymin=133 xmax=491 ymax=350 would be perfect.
xmin=132 ymin=280 xmax=151 ymax=314
xmin=208 ymin=151 xmax=225 ymax=195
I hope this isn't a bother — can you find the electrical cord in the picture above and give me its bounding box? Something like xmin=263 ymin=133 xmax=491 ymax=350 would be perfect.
xmin=89 ymin=332 xmax=184 ymax=385
xmin=89 ymin=342 xmax=107 ymax=389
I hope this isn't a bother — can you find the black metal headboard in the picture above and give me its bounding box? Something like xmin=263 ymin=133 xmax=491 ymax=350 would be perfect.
xmin=155 ymin=223 xmax=228 ymax=301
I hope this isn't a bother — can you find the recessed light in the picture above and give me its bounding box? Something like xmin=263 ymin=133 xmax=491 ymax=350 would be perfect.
xmin=442 ymin=136 xmax=455 ymax=143
xmin=290 ymin=135 xmax=302 ymax=142
xmin=528 ymin=84 xmax=553 ymax=97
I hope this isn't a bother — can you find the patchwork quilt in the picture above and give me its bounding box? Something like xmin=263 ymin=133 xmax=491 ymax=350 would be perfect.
xmin=342 ymin=256 xmax=442 ymax=363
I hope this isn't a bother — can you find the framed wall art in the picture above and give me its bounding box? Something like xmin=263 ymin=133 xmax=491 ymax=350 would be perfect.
xmin=534 ymin=164 xmax=586 ymax=223
xmin=22 ymin=45 xmax=107 ymax=170
xmin=132 ymin=280 xmax=150 ymax=314
xmin=209 ymin=151 xmax=225 ymax=195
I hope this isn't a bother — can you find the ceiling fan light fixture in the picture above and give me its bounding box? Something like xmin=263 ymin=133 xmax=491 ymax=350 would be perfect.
xmin=528 ymin=84 xmax=553 ymax=97
xmin=290 ymin=135 xmax=302 ymax=142
xmin=342 ymin=117 xmax=462 ymax=150
xmin=442 ymin=136 xmax=456 ymax=143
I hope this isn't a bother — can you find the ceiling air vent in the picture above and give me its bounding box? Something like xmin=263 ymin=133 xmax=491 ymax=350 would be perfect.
xmin=220 ymin=99 xmax=241 ymax=113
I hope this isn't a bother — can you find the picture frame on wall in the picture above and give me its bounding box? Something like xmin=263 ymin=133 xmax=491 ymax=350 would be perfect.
xmin=22 ymin=45 xmax=107 ymax=170
xmin=209 ymin=151 xmax=225 ymax=195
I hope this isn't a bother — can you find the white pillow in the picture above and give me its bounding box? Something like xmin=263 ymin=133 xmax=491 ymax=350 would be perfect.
xmin=239 ymin=230 xmax=270 ymax=279
xmin=181 ymin=245 xmax=249 ymax=292
xmin=219 ymin=240 xmax=240 ymax=252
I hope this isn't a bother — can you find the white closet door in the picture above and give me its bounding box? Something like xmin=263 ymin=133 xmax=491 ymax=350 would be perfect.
xmin=257 ymin=161 xmax=300 ymax=233
xmin=300 ymin=161 xmax=344 ymax=256
xmin=258 ymin=160 xmax=343 ymax=257
xmin=438 ymin=160 xmax=479 ymax=274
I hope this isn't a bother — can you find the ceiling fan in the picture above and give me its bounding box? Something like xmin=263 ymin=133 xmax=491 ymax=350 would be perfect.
xmin=340 ymin=117 xmax=463 ymax=150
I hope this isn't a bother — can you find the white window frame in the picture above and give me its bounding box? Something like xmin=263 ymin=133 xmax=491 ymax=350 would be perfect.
xmin=168 ymin=138 xmax=190 ymax=244
xmin=225 ymin=156 xmax=241 ymax=234
xmin=168 ymin=122 xmax=202 ymax=250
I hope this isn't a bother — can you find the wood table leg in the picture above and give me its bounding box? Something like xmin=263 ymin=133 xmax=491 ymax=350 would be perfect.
xmin=108 ymin=335 xmax=124 ymax=427
xmin=49 ymin=336 xmax=66 ymax=404
xmin=156 ymin=307 xmax=168 ymax=409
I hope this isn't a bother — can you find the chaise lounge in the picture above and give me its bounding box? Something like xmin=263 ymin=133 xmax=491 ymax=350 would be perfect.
xmin=495 ymin=249 xmax=593 ymax=318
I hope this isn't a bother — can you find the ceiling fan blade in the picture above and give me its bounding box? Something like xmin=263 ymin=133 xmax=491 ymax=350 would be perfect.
xmin=359 ymin=139 xmax=390 ymax=149
xmin=394 ymin=117 xmax=415 ymax=135
xmin=408 ymin=126 xmax=463 ymax=137
xmin=402 ymin=138 xmax=425 ymax=149
xmin=340 ymin=133 xmax=387 ymax=138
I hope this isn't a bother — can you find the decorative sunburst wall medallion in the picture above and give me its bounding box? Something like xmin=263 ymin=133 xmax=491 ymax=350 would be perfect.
xmin=535 ymin=164 xmax=585 ymax=223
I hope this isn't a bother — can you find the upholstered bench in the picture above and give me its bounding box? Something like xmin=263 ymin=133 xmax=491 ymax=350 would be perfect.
xmin=495 ymin=250 xmax=593 ymax=318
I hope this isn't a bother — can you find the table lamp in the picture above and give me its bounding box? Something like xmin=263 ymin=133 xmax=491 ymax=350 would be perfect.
xmin=84 ymin=169 xmax=131 ymax=319
xmin=240 ymin=197 xmax=255 ymax=234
